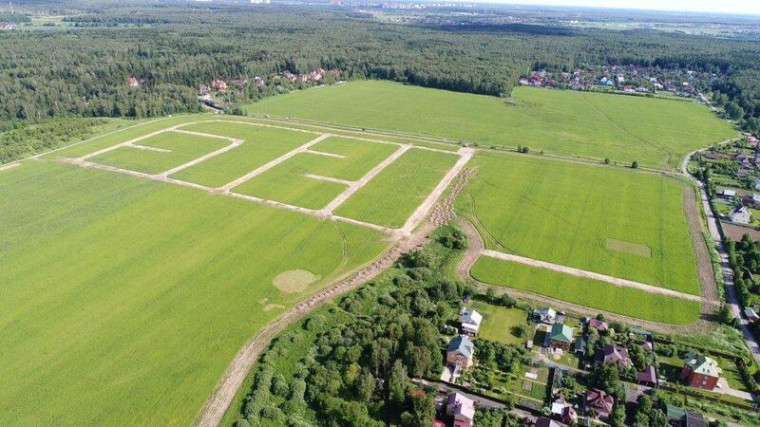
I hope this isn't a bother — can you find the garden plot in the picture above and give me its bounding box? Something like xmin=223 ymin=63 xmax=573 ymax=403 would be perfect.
xmin=63 ymin=118 xmax=473 ymax=237
xmin=86 ymin=130 xmax=234 ymax=175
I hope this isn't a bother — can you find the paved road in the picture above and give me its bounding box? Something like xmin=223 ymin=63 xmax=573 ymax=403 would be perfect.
xmin=682 ymin=147 xmax=760 ymax=365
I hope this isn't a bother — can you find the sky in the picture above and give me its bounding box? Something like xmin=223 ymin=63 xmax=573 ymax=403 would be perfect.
xmin=485 ymin=0 xmax=760 ymax=15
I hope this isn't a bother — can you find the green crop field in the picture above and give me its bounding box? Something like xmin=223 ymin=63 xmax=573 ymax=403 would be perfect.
xmin=305 ymin=137 xmax=399 ymax=180
xmin=89 ymin=131 xmax=229 ymax=174
xmin=471 ymin=257 xmax=700 ymax=324
xmin=232 ymin=153 xmax=349 ymax=209
xmin=459 ymin=151 xmax=700 ymax=294
xmin=469 ymin=301 xmax=529 ymax=346
xmin=246 ymin=80 xmax=736 ymax=169
xmin=171 ymin=122 xmax=315 ymax=187
xmin=0 ymin=157 xmax=387 ymax=425
xmin=335 ymin=148 xmax=459 ymax=228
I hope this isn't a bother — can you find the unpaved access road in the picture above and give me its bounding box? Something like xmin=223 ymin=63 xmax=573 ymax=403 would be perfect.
xmin=480 ymin=249 xmax=708 ymax=303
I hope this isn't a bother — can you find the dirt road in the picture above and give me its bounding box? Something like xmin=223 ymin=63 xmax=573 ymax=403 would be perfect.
xmin=480 ymin=249 xmax=707 ymax=303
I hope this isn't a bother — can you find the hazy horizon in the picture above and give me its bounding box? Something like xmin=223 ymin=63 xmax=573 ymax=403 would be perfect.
xmin=466 ymin=0 xmax=760 ymax=16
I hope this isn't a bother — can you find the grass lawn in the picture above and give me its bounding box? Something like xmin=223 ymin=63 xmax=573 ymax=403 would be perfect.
xmin=0 ymin=160 xmax=387 ymax=426
xmin=471 ymin=257 xmax=701 ymax=324
xmin=470 ymin=301 xmax=529 ymax=346
xmin=90 ymin=131 xmax=229 ymax=174
xmin=335 ymin=148 xmax=459 ymax=228
xmin=245 ymin=80 xmax=736 ymax=169
xmin=232 ymin=153 xmax=349 ymax=209
xmin=171 ymin=122 xmax=315 ymax=187
xmin=460 ymin=151 xmax=700 ymax=294
xmin=306 ymin=137 xmax=400 ymax=180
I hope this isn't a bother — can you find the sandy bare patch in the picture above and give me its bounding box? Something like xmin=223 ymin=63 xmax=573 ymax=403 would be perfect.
xmin=272 ymin=269 xmax=320 ymax=293
xmin=606 ymin=238 xmax=651 ymax=258
xmin=0 ymin=163 xmax=20 ymax=172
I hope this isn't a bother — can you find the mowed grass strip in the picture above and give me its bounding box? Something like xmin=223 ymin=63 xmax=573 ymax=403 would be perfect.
xmin=335 ymin=148 xmax=459 ymax=228
xmin=305 ymin=137 xmax=399 ymax=180
xmin=233 ymin=153 xmax=349 ymax=209
xmin=89 ymin=131 xmax=229 ymax=174
xmin=459 ymin=151 xmax=700 ymax=294
xmin=471 ymin=257 xmax=700 ymax=325
xmin=246 ymin=80 xmax=736 ymax=169
xmin=171 ymin=122 xmax=316 ymax=187
xmin=0 ymin=161 xmax=387 ymax=426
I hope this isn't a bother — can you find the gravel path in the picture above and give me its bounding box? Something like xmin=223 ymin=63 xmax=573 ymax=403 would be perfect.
xmin=480 ymin=249 xmax=707 ymax=302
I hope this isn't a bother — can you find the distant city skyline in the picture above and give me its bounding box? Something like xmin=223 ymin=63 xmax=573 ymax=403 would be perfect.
xmin=482 ymin=0 xmax=760 ymax=15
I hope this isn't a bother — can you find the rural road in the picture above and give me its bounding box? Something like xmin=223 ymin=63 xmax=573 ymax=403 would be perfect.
xmin=681 ymin=146 xmax=760 ymax=365
xmin=480 ymin=249 xmax=707 ymax=302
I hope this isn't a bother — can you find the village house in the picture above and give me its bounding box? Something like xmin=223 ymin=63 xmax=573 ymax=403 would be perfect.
xmin=745 ymin=307 xmax=760 ymax=323
xmin=549 ymin=323 xmax=574 ymax=351
xmin=534 ymin=307 xmax=557 ymax=324
xmin=446 ymin=335 xmax=474 ymax=371
xmin=550 ymin=393 xmax=578 ymax=424
xmin=127 ymin=77 xmax=139 ymax=88
xmin=729 ymin=205 xmax=751 ymax=224
xmin=596 ymin=344 xmax=633 ymax=370
xmin=253 ymin=76 xmax=265 ymax=87
xmin=682 ymin=355 xmax=722 ymax=390
xmin=535 ymin=417 xmax=560 ymax=427
xmin=229 ymin=79 xmax=248 ymax=93
xmin=211 ymin=79 xmax=227 ymax=93
xmin=586 ymin=318 xmax=609 ymax=333
xmin=446 ymin=392 xmax=475 ymax=426
xmin=637 ymin=364 xmax=658 ymax=387
xmin=198 ymin=85 xmax=210 ymax=95
xmin=459 ymin=309 xmax=483 ymax=336
xmin=667 ymin=404 xmax=707 ymax=427
xmin=574 ymin=336 xmax=587 ymax=356
xmin=585 ymin=388 xmax=615 ymax=421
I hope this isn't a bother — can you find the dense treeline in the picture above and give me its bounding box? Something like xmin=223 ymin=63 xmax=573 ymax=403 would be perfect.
xmin=2 ymin=2 xmax=760 ymax=133
xmin=236 ymin=227 xmax=499 ymax=426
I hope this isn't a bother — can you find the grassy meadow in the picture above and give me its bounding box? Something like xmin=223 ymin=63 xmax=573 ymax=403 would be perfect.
xmin=305 ymin=137 xmax=399 ymax=180
xmin=246 ymin=80 xmax=736 ymax=169
xmin=459 ymin=151 xmax=700 ymax=294
xmin=89 ymin=131 xmax=229 ymax=174
xmin=469 ymin=301 xmax=529 ymax=346
xmin=171 ymin=122 xmax=315 ymax=187
xmin=0 ymin=159 xmax=387 ymax=426
xmin=335 ymin=148 xmax=459 ymax=228
xmin=471 ymin=257 xmax=701 ymax=324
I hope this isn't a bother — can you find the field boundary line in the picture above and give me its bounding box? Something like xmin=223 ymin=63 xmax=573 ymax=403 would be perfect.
xmin=219 ymin=133 xmax=332 ymax=191
xmin=130 ymin=144 xmax=172 ymax=153
xmin=320 ymin=144 xmax=412 ymax=215
xmin=80 ymin=125 xmax=187 ymax=160
xmin=480 ymin=249 xmax=707 ymax=302
xmin=303 ymin=173 xmax=353 ymax=186
xmin=0 ymin=162 xmax=20 ymax=171
xmin=399 ymin=147 xmax=475 ymax=235
xmin=304 ymin=150 xmax=346 ymax=159
xmin=159 ymin=135 xmax=243 ymax=178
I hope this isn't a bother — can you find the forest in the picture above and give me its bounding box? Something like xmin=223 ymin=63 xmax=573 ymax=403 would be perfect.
xmin=2 ymin=0 xmax=760 ymax=150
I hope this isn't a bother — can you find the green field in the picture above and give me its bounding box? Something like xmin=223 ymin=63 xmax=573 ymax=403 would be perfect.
xmin=246 ymin=80 xmax=736 ymax=169
xmin=471 ymin=257 xmax=701 ymax=324
xmin=460 ymin=151 xmax=700 ymax=294
xmin=233 ymin=153 xmax=349 ymax=209
xmin=335 ymin=148 xmax=458 ymax=228
xmin=90 ymin=131 xmax=229 ymax=174
xmin=305 ymin=137 xmax=399 ymax=180
xmin=171 ymin=122 xmax=315 ymax=187
xmin=0 ymin=159 xmax=387 ymax=425
xmin=469 ymin=301 xmax=529 ymax=346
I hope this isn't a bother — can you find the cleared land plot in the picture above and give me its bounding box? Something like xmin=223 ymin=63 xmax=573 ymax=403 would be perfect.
xmin=232 ymin=153 xmax=349 ymax=209
xmin=471 ymin=257 xmax=701 ymax=324
xmin=459 ymin=152 xmax=700 ymax=294
xmin=335 ymin=148 xmax=459 ymax=228
xmin=0 ymin=161 xmax=387 ymax=426
xmin=89 ymin=131 xmax=229 ymax=174
xmin=246 ymin=80 xmax=736 ymax=169
xmin=305 ymin=137 xmax=399 ymax=181
xmin=470 ymin=301 xmax=528 ymax=346
xmin=170 ymin=122 xmax=316 ymax=187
